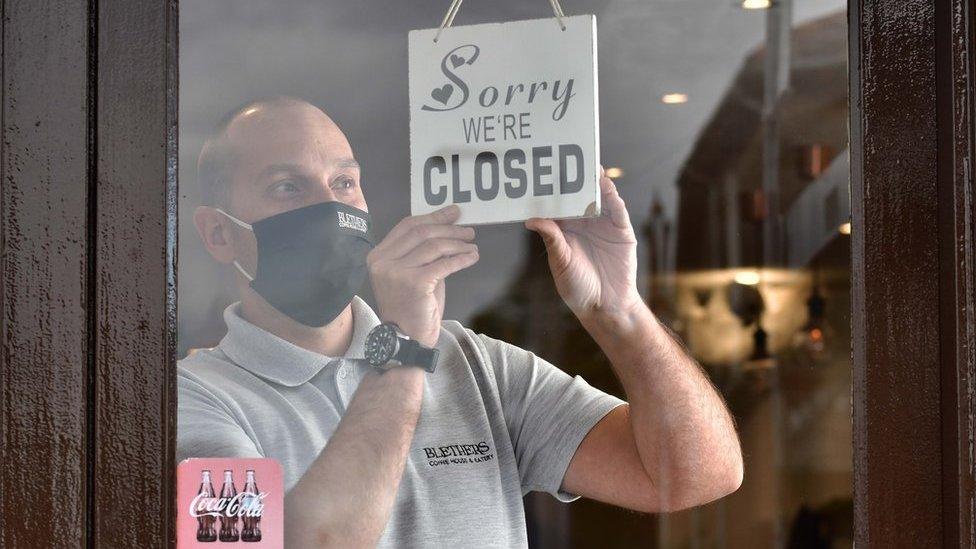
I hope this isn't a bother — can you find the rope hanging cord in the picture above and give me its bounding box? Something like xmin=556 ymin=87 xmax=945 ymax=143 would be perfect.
xmin=434 ymin=0 xmax=567 ymax=42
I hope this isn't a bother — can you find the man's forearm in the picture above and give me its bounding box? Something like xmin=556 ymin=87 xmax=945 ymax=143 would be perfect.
xmin=284 ymin=366 xmax=425 ymax=547
xmin=580 ymin=303 xmax=743 ymax=510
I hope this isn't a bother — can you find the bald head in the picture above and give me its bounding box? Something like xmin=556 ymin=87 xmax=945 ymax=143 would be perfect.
xmin=196 ymin=96 xmax=350 ymax=208
xmin=191 ymin=96 xmax=367 ymax=321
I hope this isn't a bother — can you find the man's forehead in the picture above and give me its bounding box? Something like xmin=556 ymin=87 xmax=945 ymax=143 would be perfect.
xmin=225 ymin=103 xmax=344 ymax=145
xmin=221 ymin=103 xmax=354 ymax=173
xmin=255 ymin=158 xmax=360 ymax=179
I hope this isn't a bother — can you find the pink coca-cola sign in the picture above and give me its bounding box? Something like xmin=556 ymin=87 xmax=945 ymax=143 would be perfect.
xmin=178 ymin=458 xmax=283 ymax=548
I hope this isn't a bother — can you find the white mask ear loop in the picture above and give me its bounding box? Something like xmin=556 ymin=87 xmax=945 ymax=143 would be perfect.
xmin=214 ymin=208 xmax=256 ymax=282
xmin=214 ymin=207 xmax=254 ymax=231
xmin=232 ymin=260 xmax=255 ymax=282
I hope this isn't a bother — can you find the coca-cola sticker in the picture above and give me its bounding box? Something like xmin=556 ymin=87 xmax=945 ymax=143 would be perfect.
xmin=177 ymin=458 xmax=283 ymax=548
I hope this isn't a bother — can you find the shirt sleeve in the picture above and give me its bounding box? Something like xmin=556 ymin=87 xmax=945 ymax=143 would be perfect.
xmin=177 ymin=370 xmax=263 ymax=463
xmin=473 ymin=331 xmax=627 ymax=502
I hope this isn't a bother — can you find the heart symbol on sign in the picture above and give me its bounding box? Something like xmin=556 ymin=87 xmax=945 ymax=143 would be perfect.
xmin=450 ymin=54 xmax=465 ymax=68
xmin=430 ymin=84 xmax=454 ymax=105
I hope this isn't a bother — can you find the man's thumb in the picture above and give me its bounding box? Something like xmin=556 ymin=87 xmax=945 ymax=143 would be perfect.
xmin=526 ymin=218 xmax=570 ymax=269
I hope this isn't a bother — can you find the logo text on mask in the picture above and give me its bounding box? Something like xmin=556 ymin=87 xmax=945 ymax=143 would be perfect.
xmin=337 ymin=211 xmax=368 ymax=233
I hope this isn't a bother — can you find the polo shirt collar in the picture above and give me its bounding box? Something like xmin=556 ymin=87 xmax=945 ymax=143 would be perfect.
xmin=218 ymin=296 xmax=381 ymax=387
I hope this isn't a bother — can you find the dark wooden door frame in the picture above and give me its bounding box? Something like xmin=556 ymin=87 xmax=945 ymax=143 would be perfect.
xmin=93 ymin=0 xmax=179 ymax=546
xmin=1 ymin=0 xmax=973 ymax=547
xmin=850 ymin=0 xmax=976 ymax=546
xmin=936 ymin=0 xmax=976 ymax=544
xmin=1 ymin=2 xmax=92 ymax=546
xmin=1 ymin=0 xmax=178 ymax=546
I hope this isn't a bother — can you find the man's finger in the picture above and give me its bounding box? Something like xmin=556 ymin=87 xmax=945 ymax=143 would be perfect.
xmin=416 ymin=249 xmax=480 ymax=281
xmin=398 ymin=238 xmax=479 ymax=268
xmin=375 ymin=223 xmax=475 ymax=259
xmin=381 ymin=204 xmax=462 ymax=246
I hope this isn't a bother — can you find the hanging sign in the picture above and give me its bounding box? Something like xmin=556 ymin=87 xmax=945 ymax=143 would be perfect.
xmin=408 ymin=15 xmax=600 ymax=225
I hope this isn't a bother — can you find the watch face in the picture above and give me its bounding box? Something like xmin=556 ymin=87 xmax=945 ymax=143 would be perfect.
xmin=366 ymin=323 xmax=398 ymax=366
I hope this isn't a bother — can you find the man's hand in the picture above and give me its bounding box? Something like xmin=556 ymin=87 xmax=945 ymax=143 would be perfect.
xmin=525 ymin=167 xmax=642 ymax=320
xmin=368 ymin=204 xmax=478 ymax=347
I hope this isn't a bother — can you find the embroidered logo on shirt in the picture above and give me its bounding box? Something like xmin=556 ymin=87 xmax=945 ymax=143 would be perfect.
xmin=422 ymin=440 xmax=494 ymax=467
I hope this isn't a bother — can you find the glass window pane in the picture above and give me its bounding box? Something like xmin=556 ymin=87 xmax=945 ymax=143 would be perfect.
xmin=178 ymin=1 xmax=851 ymax=546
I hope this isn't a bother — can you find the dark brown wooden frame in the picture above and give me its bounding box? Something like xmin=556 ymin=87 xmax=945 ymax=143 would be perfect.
xmin=1 ymin=0 xmax=178 ymax=546
xmin=1 ymin=0 xmax=973 ymax=547
xmin=850 ymin=0 xmax=976 ymax=546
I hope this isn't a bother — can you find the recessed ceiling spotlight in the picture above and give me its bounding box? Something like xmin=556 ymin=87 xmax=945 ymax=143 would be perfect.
xmin=605 ymin=167 xmax=625 ymax=179
xmin=733 ymin=270 xmax=762 ymax=286
xmin=661 ymin=93 xmax=688 ymax=104
xmin=741 ymin=0 xmax=773 ymax=9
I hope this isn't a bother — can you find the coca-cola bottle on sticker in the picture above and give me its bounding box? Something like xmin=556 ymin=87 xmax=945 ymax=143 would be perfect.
xmin=218 ymin=470 xmax=240 ymax=542
xmin=196 ymin=470 xmax=218 ymax=543
xmin=241 ymin=469 xmax=262 ymax=542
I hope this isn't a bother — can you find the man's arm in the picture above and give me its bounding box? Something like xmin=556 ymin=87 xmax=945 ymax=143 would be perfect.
xmin=285 ymin=204 xmax=478 ymax=547
xmin=525 ymin=168 xmax=742 ymax=513
xmin=284 ymin=367 xmax=425 ymax=547
xmin=563 ymin=304 xmax=743 ymax=512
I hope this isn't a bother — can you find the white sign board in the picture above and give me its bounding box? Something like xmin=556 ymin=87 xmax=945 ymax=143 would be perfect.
xmin=408 ymin=15 xmax=600 ymax=225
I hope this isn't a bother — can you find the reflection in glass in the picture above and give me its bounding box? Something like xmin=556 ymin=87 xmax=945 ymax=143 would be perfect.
xmin=179 ymin=0 xmax=852 ymax=546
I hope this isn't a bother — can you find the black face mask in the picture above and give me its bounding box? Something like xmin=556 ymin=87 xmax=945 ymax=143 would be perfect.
xmin=216 ymin=201 xmax=374 ymax=327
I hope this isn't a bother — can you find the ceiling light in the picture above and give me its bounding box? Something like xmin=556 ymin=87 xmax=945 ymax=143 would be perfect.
xmin=733 ymin=270 xmax=761 ymax=286
xmin=839 ymin=222 xmax=851 ymax=235
xmin=661 ymin=93 xmax=688 ymax=105
xmin=605 ymin=167 xmax=625 ymax=179
xmin=741 ymin=0 xmax=772 ymax=9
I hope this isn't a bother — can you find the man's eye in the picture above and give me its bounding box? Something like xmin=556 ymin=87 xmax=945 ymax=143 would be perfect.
xmin=271 ymin=180 xmax=301 ymax=195
xmin=332 ymin=177 xmax=356 ymax=191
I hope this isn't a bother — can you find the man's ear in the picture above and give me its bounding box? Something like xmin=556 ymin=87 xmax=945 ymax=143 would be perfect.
xmin=193 ymin=206 xmax=236 ymax=264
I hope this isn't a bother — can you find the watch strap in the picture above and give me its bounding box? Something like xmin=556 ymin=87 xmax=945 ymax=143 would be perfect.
xmin=395 ymin=339 xmax=439 ymax=373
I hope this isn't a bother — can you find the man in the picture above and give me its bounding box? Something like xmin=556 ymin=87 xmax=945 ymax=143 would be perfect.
xmin=178 ymin=95 xmax=742 ymax=548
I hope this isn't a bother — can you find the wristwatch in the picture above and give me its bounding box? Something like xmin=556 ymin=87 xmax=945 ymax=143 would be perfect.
xmin=364 ymin=322 xmax=439 ymax=373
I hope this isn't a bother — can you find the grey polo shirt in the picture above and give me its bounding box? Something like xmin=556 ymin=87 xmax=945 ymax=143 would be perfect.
xmin=177 ymin=296 xmax=626 ymax=548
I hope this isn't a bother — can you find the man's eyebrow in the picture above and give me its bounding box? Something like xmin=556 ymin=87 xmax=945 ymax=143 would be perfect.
xmin=256 ymin=159 xmax=360 ymax=179
xmin=334 ymin=158 xmax=361 ymax=170
xmin=257 ymin=163 xmax=306 ymax=179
